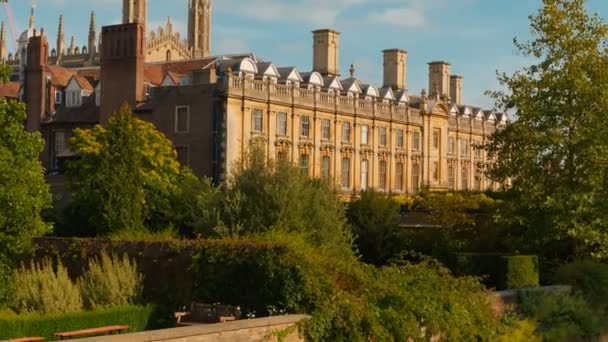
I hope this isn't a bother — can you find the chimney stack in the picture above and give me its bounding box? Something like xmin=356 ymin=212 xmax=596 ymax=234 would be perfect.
xmin=24 ymin=30 xmax=49 ymax=133
xmin=450 ymin=75 xmax=463 ymax=105
xmin=382 ymin=49 xmax=407 ymax=91
xmin=100 ymin=23 xmax=145 ymax=123
xmin=312 ymin=29 xmax=340 ymax=76
xmin=428 ymin=61 xmax=451 ymax=100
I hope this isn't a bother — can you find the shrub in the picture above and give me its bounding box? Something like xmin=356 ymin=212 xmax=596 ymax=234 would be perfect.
xmin=12 ymin=259 xmax=82 ymax=314
xmin=496 ymin=319 xmax=542 ymax=342
xmin=554 ymin=260 xmax=608 ymax=313
xmin=0 ymin=304 xmax=157 ymax=340
xmin=518 ymin=291 xmax=606 ymax=340
xmin=450 ymin=253 xmax=539 ymax=290
xmin=78 ymin=252 xmax=143 ymax=310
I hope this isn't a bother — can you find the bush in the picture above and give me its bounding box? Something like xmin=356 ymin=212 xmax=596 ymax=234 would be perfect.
xmin=518 ymin=291 xmax=606 ymax=340
xmin=0 ymin=304 xmax=157 ymax=340
xmin=450 ymin=253 xmax=539 ymax=290
xmin=554 ymin=260 xmax=608 ymax=313
xmin=191 ymin=234 xmax=504 ymax=341
xmin=12 ymin=259 xmax=82 ymax=314
xmin=78 ymin=252 xmax=143 ymax=310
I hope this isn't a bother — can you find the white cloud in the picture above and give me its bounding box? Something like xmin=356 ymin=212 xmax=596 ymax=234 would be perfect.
xmin=368 ymin=8 xmax=426 ymax=28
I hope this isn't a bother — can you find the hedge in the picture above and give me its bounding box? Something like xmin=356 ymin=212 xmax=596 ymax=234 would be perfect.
xmin=0 ymin=304 xmax=157 ymax=340
xmin=450 ymin=253 xmax=539 ymax=290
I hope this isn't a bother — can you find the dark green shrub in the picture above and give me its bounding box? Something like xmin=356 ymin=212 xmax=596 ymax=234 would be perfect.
xmin=518 ymin=291 xmax=606 ymax=341
xmin=554 ymin=260 xmax=608 ymax=313
xmin=0 ymin=304 xmax=158 ymax=340
xmin=450 ymin=253 xmax=539 ymax=290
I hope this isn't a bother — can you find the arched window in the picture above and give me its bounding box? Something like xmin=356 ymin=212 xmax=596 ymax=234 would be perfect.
xmin=166 ymin=49 xmax=172 ymax=61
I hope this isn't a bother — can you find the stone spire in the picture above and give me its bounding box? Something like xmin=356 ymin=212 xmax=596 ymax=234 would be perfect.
xmin=68 ymin=35 xmax=75 ymax=55
xmin=29 ymin=1 xmax=36 ymax=29
xmin=188 ymin=0 xmax=211 ymax=58
xmin=0 ymin=22 xmax=6 ymax=63
xmin=88 ymin=11 xmax=97 ymax=61
xmin=56 ymin=14 xmax=65 ymax=61
xmin=166 ymin=16 xmax=173 ymax=34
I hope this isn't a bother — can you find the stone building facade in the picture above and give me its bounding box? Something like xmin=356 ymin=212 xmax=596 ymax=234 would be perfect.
xmin=7 ymin=0 xmax=506 ymax=201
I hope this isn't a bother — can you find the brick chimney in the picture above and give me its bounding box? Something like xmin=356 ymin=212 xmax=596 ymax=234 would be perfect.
xmin=312 ymin=29 xmax=340 ymax=76
xmin=428 ymin=61 xmax=451 ymax=100
xmin=24 ymin=29 xmax=49 ymax=133
xmin=100 ymin=23 xmax=145 ymax=123
xmin=383 ymin=49 xmax=407 ymax=91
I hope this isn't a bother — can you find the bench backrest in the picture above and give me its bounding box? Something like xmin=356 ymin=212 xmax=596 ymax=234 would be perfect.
xmin=189 ymin=303 xmax=241 ymax=323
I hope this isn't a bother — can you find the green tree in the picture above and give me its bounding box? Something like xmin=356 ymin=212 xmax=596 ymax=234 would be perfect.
xmin=67 ymin=104 xmax=180 ymax=235
xmin=0 ymin=99 xmax=52 ymax=304
xmin=486 ymin=0 xmax=608 ymax=257
xmin=347 ymin=191 xmax=403 ymax=265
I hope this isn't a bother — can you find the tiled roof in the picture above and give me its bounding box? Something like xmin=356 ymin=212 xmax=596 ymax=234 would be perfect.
xmin=0 ymin=82 xmax=21 ymax=99
xmin=47 ymin=66 xmax=75 ymax=87
xmin=72 ymin=74 xmax=95 ymax=91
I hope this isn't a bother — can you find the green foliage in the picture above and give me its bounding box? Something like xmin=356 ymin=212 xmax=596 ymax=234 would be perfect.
xmin=191 ymin=234 xmax=504 ymax=341
xmin=554 ymin=260 xmax=608 ymax=314
xmin=12 ymin=259 xmax=82 ymax=314
xmin=78 ymin=252 xmax=143 ymax=310
xmin=0 ymin=64 xmax=10 ymax=84
xmin=496 ymin=319 xmax=542 ymax=342
xmin=518 ymin=291 xmax=606 ymax=341
xmin=0 ymin=98 xmax=52 ymax=306
xmin=412 ymin=191 xmax=496 ymax=228
xmin=347 ymin=191 xmax=404 ymax=265
xmin=0 ymin=304 xmax=157 ymax=340
xmin=486 ymin=0 xmax=608 ymax=258
xmin=67 ymin=104 xmax=180 ymax=235
xmin=450 ymin=253 xmax=539 ymax=290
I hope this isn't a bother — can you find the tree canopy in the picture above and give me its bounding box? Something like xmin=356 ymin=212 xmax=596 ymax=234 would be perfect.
xmin=487 ymin=0 xmax=608 ymax=258
xmin=67 ymin=104 xmax=180 ymax=235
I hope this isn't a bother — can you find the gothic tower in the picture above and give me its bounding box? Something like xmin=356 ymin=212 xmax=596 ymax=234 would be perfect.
xmin=56 ymin=15 xmax=65 ymax=62
xmin=123 ymin=0 xmax=148 ymax=33
xmin=0 ymin=22 xmax=6 ymax=63
xmin=88 ymin=11 xmax=97 ymax=62
xmin=188 ymin=0 xmax=211 ymax=58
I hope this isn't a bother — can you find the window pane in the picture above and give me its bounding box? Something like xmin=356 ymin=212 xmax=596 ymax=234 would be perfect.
xmin=342 ymin=123 xmax=351 ymax=143
xmin=176 ymin=107 xmax=189 ymax=132
xmin=396 ymin=162 xmax=404 ymax=191
xmin=342 ymin=158 xmax=351 ymax=189
xmin=52 ymin=131 xmax=66 ymax=170
xmin=462 ymin=165 xmax=469 ymax=189
xmin=277 ymin=112 xmax=287 ymax=136
xmin=448 ymin=164 xmax=455 ymax=189
xmin=361 ymin=160 xmax=368 ymax=190
xmin=433 ymin=161 xmax=439 ymax=182
xmin=448 ymin=137 xmax=455 ymax=154
xmin=412 ymin=164 xmax=420 ymax=191
xmin=433 ymin=129 xmax=440 ymax=149
xmin=380 ymin=127 xmax=387 ymax=146
xmin=397 ymin=129 xmax=404 ymax=148
xmin=413 ymin=132 xmax=420 ymax=151
xmin=253 ymin=109 xmax=263 ymax=132
xmin=322 ymin=119 xmax=331 ymax=140
xmin=362 ymin=125 xmax=369 ymax=145
xmin=379 ymin=161 xmax=387 ymax=190
xmin=299 ymin=154 xmax=309 ymax=174
xmin=322 ymin=156 xmax=331 ymax=179
xmin=301 ymin=116 xmax=310 ymax=137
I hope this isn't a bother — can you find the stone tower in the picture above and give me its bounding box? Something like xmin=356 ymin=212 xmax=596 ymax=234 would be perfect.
xmin=0 ymin=22 xmax=6 ymax=63
xmin=450 ymin=75 xmax=463 ymax=105
xmin=188 ymin=0 xmax=211 ymax=58
xmin=123 ymin=0 xmax=148 ymax=33
xmin=56 ymin=15 xmax=65 ymax=61
xmin=428 ymin=61 xmax=451 ymax=100
xmin=312 ymin=29 xmax=340 ymax=76
xmin=383 ymin=49 xmax=407 ymax=91
xmin=88 ymin=11 xmax=97 ymax=62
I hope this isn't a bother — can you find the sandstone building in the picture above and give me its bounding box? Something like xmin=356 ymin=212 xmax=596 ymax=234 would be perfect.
xmin=3 ymin=0 xmax=506 ymax=200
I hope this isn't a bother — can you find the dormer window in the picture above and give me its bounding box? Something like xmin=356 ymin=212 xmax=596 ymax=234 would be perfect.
xmin=66 ymin=91 xmax=82 ymax=107
xmin=55 ymin=90 xmax=63 ymax=105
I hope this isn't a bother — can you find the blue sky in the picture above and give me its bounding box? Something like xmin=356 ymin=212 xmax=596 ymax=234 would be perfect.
xmin=5 ymin=0 xmax=608 ymax=108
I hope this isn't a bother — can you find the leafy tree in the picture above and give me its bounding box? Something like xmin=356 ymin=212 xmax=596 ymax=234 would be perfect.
xmin=0 ymin=99 xmax=51 ymax=304
xmin=67 ymin=104 xmax=180 ymax=235
xmin=486 ymin=0 xmax=608 ymax=257
xmin=347 ymin=191 xmax=403 ymax=265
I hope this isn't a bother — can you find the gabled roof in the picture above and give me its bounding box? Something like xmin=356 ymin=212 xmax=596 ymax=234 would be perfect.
xmin=301 ymin=71 xmax=324 ymax=87
xmin=277 ymin=67 xmax=303 ymax=83
xmin=484 ymin=110 xmax=497 ymax=122
xmin=395 ymin=90 xmax=409 ymax=103
xmin=71 ymin=74 xmax=95 ymax=92
xmin=340 ymin=77 xmax=361 ymax=93
xmin=379 ymin=87 xmax=395 ymax=101
xmin=361 ymin=84 xmax=379 ymax=98
xmin=323 ymin=76 xmax=343 ymax=90
xmin=256 ymin=62 xmax=280 ymax=78
xmin=218 ymin=57 xmax=258 ymax=75
xmin=458 ymin=105 xmax=473 ymax=117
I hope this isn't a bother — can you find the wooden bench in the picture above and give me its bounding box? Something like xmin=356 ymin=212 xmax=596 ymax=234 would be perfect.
xmin=54 ymin=325 xmax=129 ymax=340
xmin=175 ymin=303 xmax=241 ymax=326
xmin=4 ymin=337 xmax=44 ymax=342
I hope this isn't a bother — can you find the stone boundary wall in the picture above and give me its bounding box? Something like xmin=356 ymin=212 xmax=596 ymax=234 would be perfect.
xmin=71 ymin=315 xmax=310 ymax=342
